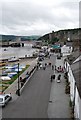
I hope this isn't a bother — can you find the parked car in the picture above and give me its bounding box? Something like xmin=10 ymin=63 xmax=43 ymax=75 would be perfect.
xmin=0 ymin=94 xmax=12 ymax=107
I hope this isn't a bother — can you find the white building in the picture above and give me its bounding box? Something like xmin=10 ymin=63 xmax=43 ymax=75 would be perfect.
xmin=64 ymin=52 xmax=81 ymax=120
xmin=71 ymin=60 xmax=81 ymax=119
xmin=61 ymin=45 xmax=73 ymax=57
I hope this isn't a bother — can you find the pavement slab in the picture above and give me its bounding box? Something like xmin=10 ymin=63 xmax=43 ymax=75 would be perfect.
xmin=2 ymin=54 xmax=71 ymax=119
xmin=48 ymin=56 xmax=71 ymax=118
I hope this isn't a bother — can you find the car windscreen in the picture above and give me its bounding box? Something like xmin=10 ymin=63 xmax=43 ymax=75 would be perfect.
xmin=0 ymin=98 xmax=3 ymax=102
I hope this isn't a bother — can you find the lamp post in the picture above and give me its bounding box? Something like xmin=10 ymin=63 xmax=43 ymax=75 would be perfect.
xmin=17 ymin=62 xmax=20 ymax=96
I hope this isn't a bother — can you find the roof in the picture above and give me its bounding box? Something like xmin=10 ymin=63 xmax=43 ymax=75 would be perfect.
xmin=71 ymin=60 xmax=81 ymax=98
xmin=67 ymin=50 xmax=80 ymax=64
xmin=52 ymin=45 xmax=60 ymax=49
xmin=66 ymin=41 xmax=73 ymax=47
xmin=0 ymin=94 xmax=11 ymax=97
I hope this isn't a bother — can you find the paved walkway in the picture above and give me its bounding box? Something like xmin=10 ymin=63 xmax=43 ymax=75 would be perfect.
xmin=2 ymin=55 xmax=55 ymax=118
xmin=3 ymin=59 xmax=37 ymax=96
xmin=2 ymin=54 xmax=71 ymax=118
xmin=48 ymin=55 xmax=71 ymax=118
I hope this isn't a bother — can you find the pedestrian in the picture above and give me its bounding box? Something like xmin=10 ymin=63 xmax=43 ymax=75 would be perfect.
xmin=52 ymin=65 xmax=54 ymax=70
xmin=53 ymin=74 xmax=55 ymax=80
xmin=48 ymin=54 xmax=50 ymax=59
xmin=57 ymin=74 xmax=61 ymax=83
xmin=36 ymin=65 xmax=39 ymax=70
xmin=45 ymin=63 xmax=47 ymax=67
xmin=59 ymin=66 xmax=62 ymax=72
xmin=20 ymin=77 xmax=22 ymax=82
xmin=20 ymin=77 xmax=24 ymax=87
xmin=55 ymin=65 xmax=57 ymax=72
xmin=49 ymin=62 xmax=51 ymax=66
xmin=57 ymin=67 xmax=60 ymax=72
xmin=43 ymin=66 xmax=46 ymax=70
xmin=40 ymin=64 xmax=43 ymax=69
xmin=50 ymin=75 xmax=53 ymax=82
xmin=61 ymin=67 xmax=64 ymax=73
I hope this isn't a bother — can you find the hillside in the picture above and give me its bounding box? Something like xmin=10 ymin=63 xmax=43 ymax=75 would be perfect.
xmin=0 ymin=35 xmax=41 ymax=41
xmin=21 ymin=35 xmax=41 ymax=41
xmin=38 ymin=28 xmax=81 ymax=44
xmin=0 ymin=35 xmax=17 ymax=41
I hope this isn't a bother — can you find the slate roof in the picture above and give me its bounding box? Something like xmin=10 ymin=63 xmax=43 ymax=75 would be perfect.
xmin=71 ymin=60 xmax=81 ymax=98
xmin=67 ymin=50 xmax=80 ymax=64
xmin=66 ymin=41 xmax=73 ymax=47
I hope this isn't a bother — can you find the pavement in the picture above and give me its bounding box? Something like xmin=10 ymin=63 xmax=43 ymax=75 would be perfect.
xmin=2 ymin=55 xmax=55 ymax=118
xmin=1 ymin=55 xmax=70 ymax=118
xmin=47 ymin=54 xmax=71 ymax=118
xmin=3 ymin=58 xmax=37 ymax=98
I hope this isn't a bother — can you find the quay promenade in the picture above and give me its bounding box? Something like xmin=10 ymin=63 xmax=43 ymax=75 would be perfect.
xmin=48 ymin=55 xmax=70 ymax=118
xmin=3 ymin=58 xmax=37 ymax=99
xmin=2 ymin=54 xmax=71 ymax=119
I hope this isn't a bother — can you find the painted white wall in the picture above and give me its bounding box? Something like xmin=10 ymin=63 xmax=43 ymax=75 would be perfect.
xmin=64 ymin=61 xmax=70 ymax=73
xmin=79 ymin=99 xmax=81 ymax=120
xmin=64 ymin=61 xmax=75 ymax=102
xmin=68 ymin=67 xmax=75 ymax=102
xmin=74 ymin=87 xmax=80 ymax=119
xmin=61 ymin=45 xmax=72 ymax=56
xmin=64 ymin=59 xmax=81 ymax=120
xmin=73 ymin=55 xmax=81 ymax=63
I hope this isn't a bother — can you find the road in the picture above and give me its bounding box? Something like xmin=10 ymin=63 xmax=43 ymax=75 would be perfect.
xmin=2 ymin=55 xmax=56 ymax=118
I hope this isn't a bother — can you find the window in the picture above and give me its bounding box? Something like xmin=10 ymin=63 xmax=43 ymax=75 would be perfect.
xmin=0 ymin=98 xmax=3 ymax=102
xmin=5 ymin=95 xmax=9 ymax=100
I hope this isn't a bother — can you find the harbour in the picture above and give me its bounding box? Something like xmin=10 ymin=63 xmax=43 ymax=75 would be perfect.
xmin=0 ymin=43 xmax=39 ymax=61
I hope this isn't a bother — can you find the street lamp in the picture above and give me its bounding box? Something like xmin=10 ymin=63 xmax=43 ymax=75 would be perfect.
xmin=17 ymin=62 xmax=20 ymax=96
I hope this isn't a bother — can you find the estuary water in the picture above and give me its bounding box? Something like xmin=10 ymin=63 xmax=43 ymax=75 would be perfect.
xmin=0 ymin=43 xmax=38 ymax=60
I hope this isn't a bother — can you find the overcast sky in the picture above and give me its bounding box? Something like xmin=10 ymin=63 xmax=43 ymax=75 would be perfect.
xmin=0 ymin=0 xmax=81 ymax=36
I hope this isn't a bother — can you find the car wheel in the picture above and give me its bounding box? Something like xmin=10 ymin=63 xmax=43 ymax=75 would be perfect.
xmin=2 ymin=104 xmax=6 ymax=108
xmin=9 ymin=97 xmax=12 ymax=101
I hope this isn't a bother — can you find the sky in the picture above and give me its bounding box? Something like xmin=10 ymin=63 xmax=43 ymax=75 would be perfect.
xmin=0 ymin=0 xmax=81 ymax=36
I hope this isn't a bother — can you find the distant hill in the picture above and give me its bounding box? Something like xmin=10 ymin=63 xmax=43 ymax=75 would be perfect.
xmin=21 ymin=35 xmax=41 ymax=41
xmin=38 ymin=28 xmax=81 ymax=44
xmin=0 ymin=35 xmax=41 ymax=41
xmin=0 ymin=35 xmax=17 ymax=41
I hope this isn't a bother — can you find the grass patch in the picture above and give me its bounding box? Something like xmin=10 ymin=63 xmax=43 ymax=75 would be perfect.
xmin=0 ymin=86 xmax=8 ymax=92
xmin=11 ymin=65 xmax=30 ymax=82
xmin=1 ymin=65 xmax=30 ymax=90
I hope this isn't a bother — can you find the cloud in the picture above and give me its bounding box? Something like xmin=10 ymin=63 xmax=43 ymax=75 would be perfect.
xmin=0 ymin=0 xmax=80 ymax=35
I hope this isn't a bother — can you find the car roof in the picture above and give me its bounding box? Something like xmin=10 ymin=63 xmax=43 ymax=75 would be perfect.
xmin=0 ymin=94 xmax=10 ymax=97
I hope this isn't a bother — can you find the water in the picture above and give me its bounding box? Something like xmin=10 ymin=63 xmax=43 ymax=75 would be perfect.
xmin=0 ymin=43 xmax=38 ymax=60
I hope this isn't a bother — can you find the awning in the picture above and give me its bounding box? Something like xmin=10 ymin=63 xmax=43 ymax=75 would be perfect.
xmin=52 ymin=45 xmax=60 ymax=49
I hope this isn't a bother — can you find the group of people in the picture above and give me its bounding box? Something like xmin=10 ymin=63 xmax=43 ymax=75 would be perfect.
xmin=37 ymin=62 xmax=48 ymax=70
xmin=50 ymin=65 xmax=63 ymax=83
xmin=56 ymin=66 xmax=64 ymax=73
xmin=51 ymin=65 xmax=64 ymax=73
xmin=50 ymin=73 xmax=61 ymax=83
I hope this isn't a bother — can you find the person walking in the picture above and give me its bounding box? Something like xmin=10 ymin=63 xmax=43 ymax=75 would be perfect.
xmin=50 ymin=75 xmax=53 ymax=82
xmin=54 ymin=65 xmax=57 ymax=72
xmin=43 ymin=66 xmax=46 ymax=70
xmin=45 ymin=63 xmax=47 ymax=67
xmin=50 ymin=74 xmax=55 ymax=82
xmin=52 ymin=65 xmax=54 ymax=70
xmin=57 ymin=74 xmax=61 ymax=83
xmin=53 ymin=74 xmax=55 ymax=80
xmin=36 ymin=65 xmax=39 ymax=70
